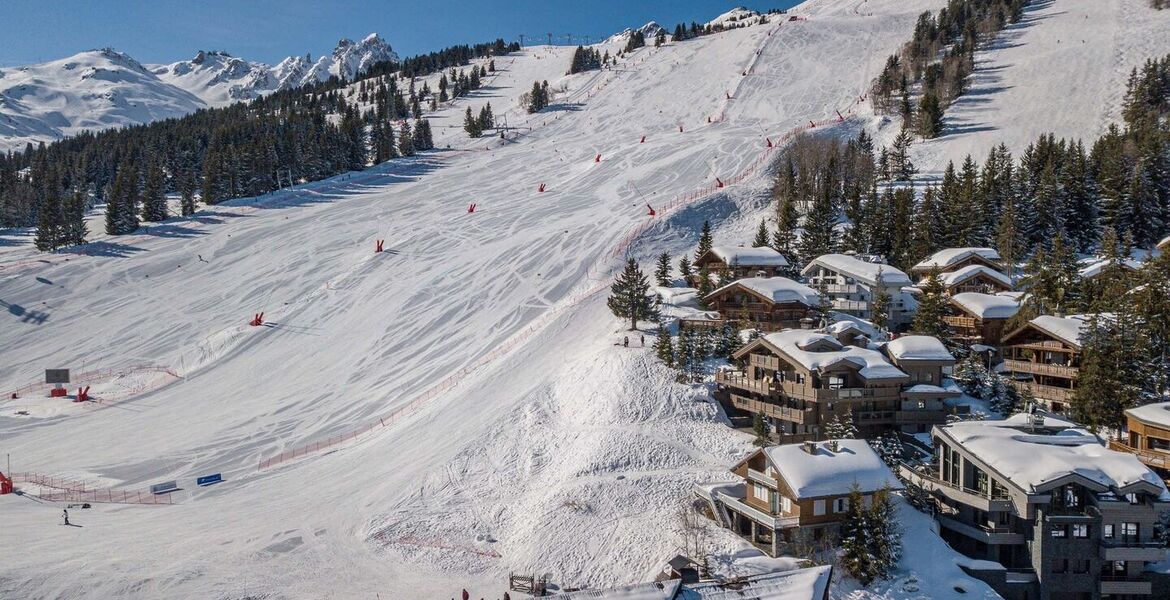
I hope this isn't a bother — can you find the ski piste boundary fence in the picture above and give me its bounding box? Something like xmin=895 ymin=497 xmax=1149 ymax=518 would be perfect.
xmin=2 ymin=364 xmax=179 ymax=406
xmin=11 ymin=472 xmax=173 ymax=505
xmin=256 ymin=109 xmax=865 ymax=472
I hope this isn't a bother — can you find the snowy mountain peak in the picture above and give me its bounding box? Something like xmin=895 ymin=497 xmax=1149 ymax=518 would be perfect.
xmin=638 ymin=21 xmax=665 ymax=38
xmin=328 ymin=33 xmax=397 ymax=81
xmin=707 ymin=7 xmax=759 ymax=27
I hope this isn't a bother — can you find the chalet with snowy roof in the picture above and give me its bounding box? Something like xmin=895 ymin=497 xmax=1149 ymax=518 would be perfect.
xmin=716 ymin=329 xmax=957 ymax=439
xmin=694 ymin=246 xmax=790 ymax=280
xmin=1077 ymin=256 xmax=1142 ymax=281
xmin=901 ymin=414 xmax=1169 ymax=600
xmin=702 ymin=277 xmax=820 ymax=332
xmin=694 ymin=440 xmax=900 ymax=556
xmin=543 ymin=564 xmax=833 ymax=600
xmin=801 ymin=254 xmax=913 ymax=327
xmin=925 ymin=264 xmax=1014 ymax=296
xmin=1001 ymin=315 xmax=1089 ymax=413
xmin=1113 ymin=402 xmax=1170 ymax=481
xmin=911 ymin=247 xmax=1004 ymax=277
xmin=944 ymin=292 xmax=1022 ymax=347
xmin=883 ymin=336 xmax=961 ymax=433
xmin=1158 ymin=235 xmax=1170 ymax=253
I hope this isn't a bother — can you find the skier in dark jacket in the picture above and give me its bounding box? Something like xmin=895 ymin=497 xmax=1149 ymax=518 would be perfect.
xmin=62 ymin=509 xmax=69 ymax=525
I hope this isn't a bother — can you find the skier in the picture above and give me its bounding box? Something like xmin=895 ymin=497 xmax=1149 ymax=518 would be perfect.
xmin=623 ymin=336 xmax=629 ymax=347
xmin=197 ymin=254 xmax=209 ymax=263
xmin=640 ymin=334 xmax=645 ymax=347
xmin=62 ymin=509 xmax=69 ymax=526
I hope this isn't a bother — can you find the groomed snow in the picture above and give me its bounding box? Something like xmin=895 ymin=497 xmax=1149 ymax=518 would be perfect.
xmin=950 ymin=292 xmax=1020 ymax=320
xmin=884 ymin=335 xmax=953 ymax=362
xmin=802 ymin=254 xmax=911 ymax=286
xmin=756 ymin=330 xmax=908 ymax=381
xmin=707 ymin=277 xmax=819 ymax=306
xmin=708 ymin=245 xmax=790 ymax=267
xmin=762 ymin=439 xmax=902 ymax=498
xmin=938 ymin=414 xmax=1167 ymax=493
xmin=911 ymin=248 xmax=1000 ymax=273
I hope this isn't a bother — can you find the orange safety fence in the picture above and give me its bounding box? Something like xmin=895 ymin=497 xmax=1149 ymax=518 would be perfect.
xmin=11 ymin=472 xmax=173 ymax=505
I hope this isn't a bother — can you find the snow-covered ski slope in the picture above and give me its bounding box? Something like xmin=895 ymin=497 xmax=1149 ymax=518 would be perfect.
xmin=0 ymin=1 xmax=995 ymax=597
xmin=907 ymin=0 xmax=1170 ymax=176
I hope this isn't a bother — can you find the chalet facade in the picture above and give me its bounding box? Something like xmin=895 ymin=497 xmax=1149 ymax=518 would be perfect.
xmin=883 ymin=336 xmax=961 ymax=434
xmin=1111 ymin=402 xmax=1170 ymax=481
xmin=801 ymin=254 xmax=913 ymax=328
xmin=694 ymin=440 xmax=900 ymax=556
xmin=694 ymin=246 xmax=790 ymax=279
xmin=1001 ymin=315 xmax=1088 ymax=413
xmin=944 ymin=293 xmax=1022 ymax=347
xmin=911 ymin=247 xmax=1004 ymax=278
xmin=715 ymin=330 xmax=953 ymax=440
xmin=703 ymin=277 xmax=819 ymax=332
xmin=929 ymin=265 xmax=1014 ymax=295
xmin=901 ymin=415 xmax=1169 ymax=600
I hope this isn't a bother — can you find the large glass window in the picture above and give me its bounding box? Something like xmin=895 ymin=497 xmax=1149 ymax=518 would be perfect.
xmin=1071 ymin=524 xmax=1088 ymax=538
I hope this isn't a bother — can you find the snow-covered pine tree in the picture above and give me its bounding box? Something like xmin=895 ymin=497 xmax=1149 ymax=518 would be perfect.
xmin=463 ymin=107 xmax=482 ymax=138
xmin=888 ymin=130 xmax=917 ymax=181
xmin=752 ymin=411 xmax=771 ymax=446
xmin=677 ymin=256 xmax=693 ymax=283
xmin=696 ymin=264 xmax=713 ymax=308
xmin=869 ymin=484 xmax=902 ymax=580
xmin=654 ymin=252 xmax=672 ymax=286
xmin=839 ymin=484 xmax=879 ymax=584
xmin=696 ymin=220 xmax=713 ymax=260
xmin=607 ymin=258 xmax=660 ymax=331
xmin=752 ymin=218 xmax=769 ymax=247
xmin=63 ymin=186 xmax=88 ymax=246
xmin=654 ymin=323 xmax=674 ymax=366
xmin=478 ymin=103 xmax=494 ymax=130
xmin=720 ymin=320 xmax=741 ymax=360
xmin=398 ymin=121 xmax=415 ymax=156
xmin=34 ymin=179 xmax=65 ymax=251
xmin=871 ymin=268 xmax=891 ymax=333
xmin=823 ymin=412 xmax=859 ymax=439
xmin=911 ymin=269 xmax=949 ymax=338
xmin=179 ymin=170 xmax=196 ymax=217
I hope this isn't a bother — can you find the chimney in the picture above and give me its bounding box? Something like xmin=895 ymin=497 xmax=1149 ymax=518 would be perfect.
xmin=802 ymin=441 xmax=817 ymax=454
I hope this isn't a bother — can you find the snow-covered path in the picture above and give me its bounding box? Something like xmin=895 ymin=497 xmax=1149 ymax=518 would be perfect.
xmin=0 ymin=1 xmax=952 ymax=597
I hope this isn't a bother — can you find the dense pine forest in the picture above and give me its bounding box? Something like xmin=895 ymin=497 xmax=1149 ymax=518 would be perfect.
xmin=0 ymin=38 xmax=520 ymax=243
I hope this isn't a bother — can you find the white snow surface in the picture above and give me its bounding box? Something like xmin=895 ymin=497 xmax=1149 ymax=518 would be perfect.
xmin=911 ymin=247 xmax=1000 ymax=272
xmin=884 ymin=335 xmax=953 ymax=362
xmin=1077 ymin=256 xmax=1143 ymax=279
xmin=709 ymin=245 xmax=790 ymax=267
xmin=939 ymin=414 xmax=1167 ymax=493
xmin=708 ymin=277 xmax=819 ymax=306
xmin=802 ymin=254 xmax=911 ymax=286
xmin=758 ymin=330 xmax=908 ymax=381
xmin=762 ymin=439 xmax=902 ymax=498
xmin=950 ymin=292 xmax=1020 ymax=320
xmin=0 ymin=0 xmax=1033 ymax=597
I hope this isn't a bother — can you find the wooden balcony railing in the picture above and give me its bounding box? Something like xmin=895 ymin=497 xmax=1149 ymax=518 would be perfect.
xmin=1003 ymin=359 xmax=1078 ymax=379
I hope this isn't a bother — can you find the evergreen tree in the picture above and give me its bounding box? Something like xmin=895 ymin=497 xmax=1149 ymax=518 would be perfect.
xmin=752 ymin=411 xmax=771 ymax=446
xmin=869 ymin=485 xmax=903 ymax=580
xmin=871 ymin=271 xmax=892 ymax=333
xmin=720 ymin=320 xmax=741 ymax=360
xmin=141 ymin=164 xmax=167 ymax=222
xmin=478 ymin=102 xmax=494 ymax=131
xmin=678 ymin=256 xmax=693 ymax=283
xmin=752 ymin=218 xmax=770 ymax=247
xmin=888 ymin=131 xmax=917 ymax=181
xmin=105 ymin=162 xmax=140 ymax=236
xmin=799 ymin=184 xmax=837 ymax=261
xmin=654 ymin=323 xmax=674 ymax=366
xmin=696 ymin=220 xmax=713 ymax=260
xmin=840 ymin=484 xmax=879 ymax=584
xmin=398 ymin=122 xmax=416 ymax=156
xmin=824 ymin=413 xmax=859 ymax=438
xmin=63 ymin=185 xmax=88 ymax=246
xmin=607 ymin=258 xmax=660 ymax=330
xmin=179 ymin=170 xmax=197 ymax=217
xmin=654 ymin=252 xmax=672 ymax=286
xmin=34 ymin=178 xmax=65 ymax=251
xmin=696 ymin=264 xmax=713 ymax=308
xmin=917 ymin=91 xmax=944 ymax=138
xmin=912 ymin=269 xmax=949 ymax=337
xmin=463 ymin=107 xmax=483 ymax=138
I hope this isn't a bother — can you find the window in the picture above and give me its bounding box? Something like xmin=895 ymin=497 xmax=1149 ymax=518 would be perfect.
xmin=1051 ymin=559 xmax=1067 ymax=574
xmin=753 ymin=483 xmax=768 ymax=502
xmin=1122 ymin=522 xmax=1139 ymax=539
xmin=1071 ymin=523 xmax=1088 ymax=538
xmin=834 ymin=498 xmax=848 ymax=513
xmin=1050 ymin=525 xmax=1066 ymax=538
xmin=1062 ymin=485 xmax=1080 ymax=507
xmin=781 ymin=496 xmax=792 ymax=513
xmin=795 ymin=373 xmax=806 ymax=385
xmin=1103 ymin=524 xmax=1114 ymax=539
xmin=813 ymin=500 xmax=826 ymax=516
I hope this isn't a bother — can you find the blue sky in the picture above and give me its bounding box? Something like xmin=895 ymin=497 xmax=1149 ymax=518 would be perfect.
xmin=0 ymin=1 xmax=800 ymax=67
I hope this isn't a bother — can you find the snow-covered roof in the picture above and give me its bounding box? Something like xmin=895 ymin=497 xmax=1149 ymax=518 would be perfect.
xmin=751 ymin=330 xmax=907 ymax=380
xmin=1158 ymin=235 xmax=1170 ymax=250
xmin=1026 ymin=314 xmax=1092 ymax=349
xmin=1077 ymin=257 xmax=1142 ymax=279
xmin=1126 ymin=402 xmax=1170 ymax=429
xmin=912 ymin=248 xmax=1001 ymax=272
xmin=801 ymin=254 xmax=911 ymax=287
xmin=950 ymin=292 xmax=1021 ymax=320
xmin=933 ymin=264 xmax=1013 ymax=289
xmin=707 ymin=277 xmax=818 ymax=306
xmin=825 ymin=312 xmax=882 ymax=341
xmin=939 ymin=414 xmax=1167 ymax=495
xmin=706 ymin=246 xmax=790 ymax=267
xmin=903 ymin=383 xmax=959 ymax=396
xmin=762 ymin=439 xmax=902 ymax=498
xmin=885 ymin=335 xmax=954 ymax=362
xmin=679 ymin=566 xmax=832 ymax=600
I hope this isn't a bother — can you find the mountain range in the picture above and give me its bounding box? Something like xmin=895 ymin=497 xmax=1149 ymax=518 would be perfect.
xmin=0 ymin=34 xmax=397 ymax=152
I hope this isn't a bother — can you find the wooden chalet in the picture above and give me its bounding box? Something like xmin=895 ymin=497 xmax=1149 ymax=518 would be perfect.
xmin=1111 ymin=402 xmax=1170 ymax=481
xmin=928 ymin=264 xmax=1014 ymax=295
xmin=943 ymin=292 xmax=1021 ymax=347
xmin=911 ymin=247 xmax=1004 ymax=277
xmin=883 ymin=335 xmax=961 ymax=434
xmin=703 ymin=277 xmax=819 ymax=332
xmin=1001 ymin=315 xmax=1089 ymax=413
xmin=693 ymin=440 xmax=900 ymax=556
xmin=694 ymin=246 xmax=790 ymax=279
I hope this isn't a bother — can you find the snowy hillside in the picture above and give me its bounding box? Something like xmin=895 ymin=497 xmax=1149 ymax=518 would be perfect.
xmin=0 ymin=35 xmax=399 ymax=151
xmin=902 ymin=0 xmax=1170 ymax=176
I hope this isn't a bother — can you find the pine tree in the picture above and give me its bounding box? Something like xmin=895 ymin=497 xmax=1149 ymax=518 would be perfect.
xmin=63 ymin=186 xmax=88 ymax=246
xmin=105 ymin=162 xmax=140 ymax=236
xmin=889 ymin=131 xmax=917 ymax=181
xmin=478 ymin=102 xmax=494 ymax=130
xmin=399 ymin=122 xmax=416 ymax=156
xmin=720 ymin=320 xmax=741 ymax=360
xmin=824 ymin=412 xmax=859 ymax=438
xmin=871 ymin=270 xmax=892 ymax=333
xmin=752 ymin=411 xmax=771 ymax=446
xmin=34 ymin=179 xmax=65 ymax=251
xmin=654 ymin=252 xmax=672 ymax=286
xmin=840 ymin=484 xmax=879 ymax=584
xmin=696 ymin=264 xmax=713 ymax=308
xmin=752 ymin=218 xmax=770 ymax=247
xmin=463 ymin=107 xmax=482 ymax=138
xmin=179 ymin=170 xmax=196 ymax=217
xmin=607 ymin=258 xmax=660 ymax=330
xmin=678 ymin=256 xmax=693 ymax=283
xmin=917 ymin=91 xmax=944 ymax=138
xmin=654 ymin=323 xmax=674 ymax=366
xmin=869 ymin=484 xmax=902 ymax=580
xmin=799 ymin=184 xmax=837 ymax=261
xmin=141 ymin=164 xmax=167 ymax=222
xmin=696 ymin=220 xmax=713 ymax=260
xmin=912 ymin=269 xmax=949 ymax=337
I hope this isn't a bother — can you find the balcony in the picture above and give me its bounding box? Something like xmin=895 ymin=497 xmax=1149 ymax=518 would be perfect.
xmin=717 ymin=371 xmax=772 ymax=395
xmin=1010 ymin=380 xmax=1074 ymax=404
xmin=1107 ymin=439 xmax=1170 ymax=471
xmin=831 ymin=299 xmax=869 ymax=313
xmin=712 ymin=488 xmax=800 ymax=531
xmin=1099 ymin=577 xmax=1152 ymax=595
xmin=895 ymin=410 xmax=950 ymax=425
xmin=822 ymin=283 xmax=862 ymax=295
xmin=1099 ymin=539 xmax=1168 ymax=562
xmin=938 ymin=515 xmax=1025 ymax=545
xmin=943 ymin=315 xmax=979 ymax=330
xmin=1003 ymin=359 xmax=1078 ymax=379
xmin=730 ymin=394 xmax=815 ymax=424
xmin=746 ymin=468 xmax=776 ymax=487
xmin=898 ymin=464 xmax=1013 ymax=512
